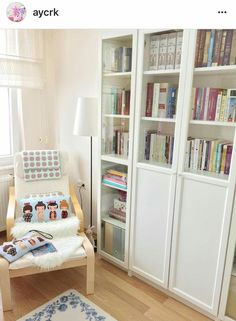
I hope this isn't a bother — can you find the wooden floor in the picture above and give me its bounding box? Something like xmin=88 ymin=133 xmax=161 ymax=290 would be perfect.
xmin=0 ymin=232 xmax=211 ymax=321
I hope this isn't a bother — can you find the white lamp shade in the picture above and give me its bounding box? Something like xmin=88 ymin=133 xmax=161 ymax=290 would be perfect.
xmin=73 ymin=97 xmax=98 ymax=137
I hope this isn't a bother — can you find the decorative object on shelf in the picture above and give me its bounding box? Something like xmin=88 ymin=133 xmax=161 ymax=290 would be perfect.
xmin=73 ymin=97 xmax=98 ymax=227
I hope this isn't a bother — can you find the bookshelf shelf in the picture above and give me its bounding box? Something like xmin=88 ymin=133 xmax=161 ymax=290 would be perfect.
xmin=143 ymin=69 xmax=180 ymax=76
xmin=194 ymin=65 xmax=236 ymax=76
xmin=190 ymin=120 xmax=236 ymax=127
xmin=101 ymin=154 xmax=128 ymax=165
xmin=102 ymin=215 xmax=126 ymax=229
xmin=141 ymin=117 xmax=176 ymax=123
xmin=181 ymin=170 xmax=229 ymax=186
xmin=103 ymin=72 xmax=131 ymax=78
xmin=104 ymin=114 xmax=130 ymax=119
xmin=137 ymin=161 xmax=174 ymax=174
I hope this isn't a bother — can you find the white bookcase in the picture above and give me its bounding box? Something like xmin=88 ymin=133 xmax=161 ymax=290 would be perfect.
xmin=129 ymin=29 xmax=236 ymax=317
xmin=97 ymin=30 xmax=137 ymax=268
xmin=129 ymin=28 xmax=187 ymax=288
xmin=98 ymin=28 xmax=236 ymax=318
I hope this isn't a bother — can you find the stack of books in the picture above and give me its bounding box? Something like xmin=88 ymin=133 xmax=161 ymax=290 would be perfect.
xmin=102 ymin=168 xmax=127 ymax=190
xmin=195 ymin=29 xmax=236 ymax=67
xmin=103 ymin=46 xmax=132 ymax=72
xmin=191 ymin=87 xmax=236 ymax=122
xmin=145 ymin=82 xmax=178 ymax=118
xmin=185 ymin=138 xmax=233 ymax=175
xmin=109 ymin=191 xmax=127 ymax=223
xmin=144 ymin=130 xmax=174 ymax=164
xmin=103 ymin=87 xmax=130 ymax=115
xmin=149 ymin=31 xmax=183 ymax=70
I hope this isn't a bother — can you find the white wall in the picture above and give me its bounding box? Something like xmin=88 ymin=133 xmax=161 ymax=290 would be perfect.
xmin=48 ymin=30 xmax=101 ymax=228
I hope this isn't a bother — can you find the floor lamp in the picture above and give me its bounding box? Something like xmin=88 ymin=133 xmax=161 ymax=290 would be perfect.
xmin=73 ymin=97 xmax=98 ymax=228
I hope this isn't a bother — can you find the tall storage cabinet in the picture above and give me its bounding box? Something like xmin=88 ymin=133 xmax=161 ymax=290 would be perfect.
xmin=129 ymin=29 xmax=188 ymax=287
xmin=169 ymin=29 xmax=236 ymax=316
xmin=98 ymin=30 xmax=137 ymax=268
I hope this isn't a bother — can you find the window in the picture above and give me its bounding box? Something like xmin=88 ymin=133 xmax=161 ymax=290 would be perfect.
xmin=0 ymin=87 xmax=22 ymax=166
xmin=0 ymin=88 xmax=11 ymax=156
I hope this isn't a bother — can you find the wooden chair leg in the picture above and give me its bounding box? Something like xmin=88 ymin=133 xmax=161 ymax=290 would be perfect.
xmin=86 ymin=253 xmax=95 ymax=294
xmin=82 ymin=235 xmax=95 ymax=295
xmin=0 ymin=259 xmax=12 ymax=311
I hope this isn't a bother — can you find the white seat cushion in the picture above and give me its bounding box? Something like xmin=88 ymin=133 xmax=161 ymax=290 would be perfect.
xmin=9 ymin=245 xmax=86 ymax=270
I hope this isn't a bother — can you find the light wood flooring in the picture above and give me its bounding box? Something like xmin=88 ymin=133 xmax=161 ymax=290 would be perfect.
xmin=0 ymin=232 xmax=212 ymax=321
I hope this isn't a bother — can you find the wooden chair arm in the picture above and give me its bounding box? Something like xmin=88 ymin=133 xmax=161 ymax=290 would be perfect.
xmin=6 ymin=186 xmax=16 ymax=241
xmin=80 ymin=232 xmax=94 ymax=257
xmin=70 ymin=185 xmax=84 ymax=232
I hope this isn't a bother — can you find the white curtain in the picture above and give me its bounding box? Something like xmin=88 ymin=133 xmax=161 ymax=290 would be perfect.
xmin=0 ymin=29 xmax=44 ymax=88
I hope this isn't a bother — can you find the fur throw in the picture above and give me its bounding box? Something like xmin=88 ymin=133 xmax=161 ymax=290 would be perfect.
xmin=30 ymin=236 xmax=84 ymax=269
xmin=11 ymin=216 xmax=80 ymax=239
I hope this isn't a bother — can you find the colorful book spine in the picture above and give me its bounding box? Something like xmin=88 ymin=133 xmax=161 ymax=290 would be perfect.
xmin=207 ymin=29 xmax=215 ymax=67
xmin=223 ymin=30 xmax=233 ymax=65
xmin=230 ymin=30 xmax=236 ymax=65
xmin=212 ymin=30 xmax=223 ymax=66
xmin=224 ymin=144 xmax=233 ymax=174
xmin=219 ymin=30 xmax=227 ymax=66
xmin=227 ymin=89 xmax=236 ymax=122
xmin=202 ymin=30 xmax=211 ymax=67
xmin=167 ymin=87 xmax=177 ymax=118
xmin=145 ymin=83 xmax=154 ymax=116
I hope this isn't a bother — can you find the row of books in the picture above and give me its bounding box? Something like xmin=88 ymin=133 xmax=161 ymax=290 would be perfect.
xmin=149 ymin=31 xmax=183 ymax=70
xmin=195 ymin=29 xmax=236 ymax=68
xmin=104 ymin=129 xmax=129 ymax=157
xmin=102 ymin=168 xmax=128 ymax=190
xmin=191 ymin=88 xmax=236 ymax=122
xmin=103 ymin=46 xmax=132 ymax=72
xmin=144 ymin=131 xmax=174 ymax=164
xmin=185 ymin=138 xmax=233 ymax=175
xmin=145 ymin=82 xmax=178 ymax=118
xmin=103 ymin=87 xmax=130 ymax=115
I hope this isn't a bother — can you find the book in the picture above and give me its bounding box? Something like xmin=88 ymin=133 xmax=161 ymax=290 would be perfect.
xmin=212 ymin=30 xmax=223 ymax=66
xmin=196 ymin=30 xmax=206 ymax=67
xmin=158 ymin=83 xmax=169 ymax=118
xmin=202 ymin=30 xmax=211 ymax=67
xmin=230 ymin=30 xmax=236 ymax=65
xmin=223 ymin=30 xmax=233 ymax=65
xmin=152 ymin=83 xmax=160 ymax=117
xmin=167 ymin=87 xmax=177 ymax=118
xmin=31 ymin=243 xmax=57 ymax=256
xmin=145 ymin=82 xmax=154 ymax=116
xmin=158 ymin=34 xmax=168 ymax=70
xmin=207 ymin=29 xmax=215 ymax=67
xmin=149 ymin=35 xmax=160 ymax=70
xmin=219 ymin=30 xmax=227 ymax=66
xmin=166 ymin=32 xmax=177 ymax=69
xmin=227 ymin=89 xmax=236 ymax=122
xmin=175 ymin=31 xmax=183 ymax=69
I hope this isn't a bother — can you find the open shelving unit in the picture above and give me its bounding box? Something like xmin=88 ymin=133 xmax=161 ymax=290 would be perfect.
xmin=98 ymin=31 xmax=137 ymax=268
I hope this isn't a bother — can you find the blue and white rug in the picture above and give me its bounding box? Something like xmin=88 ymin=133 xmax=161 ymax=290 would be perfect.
xmin=17 ymin=289 xmax=117 ymax=321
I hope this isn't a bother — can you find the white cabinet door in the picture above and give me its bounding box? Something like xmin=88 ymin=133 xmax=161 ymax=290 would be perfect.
xmin=130 ymin=167 xmax=176 ymax=288
xmin=169 ymin=176 xmax=230 ymax=315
